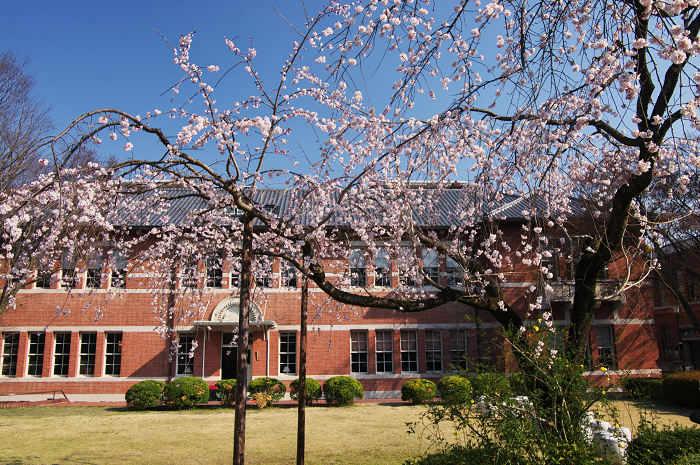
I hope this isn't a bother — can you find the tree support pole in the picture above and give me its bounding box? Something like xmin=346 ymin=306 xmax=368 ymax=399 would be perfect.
xmin=297 ymin=276 xmax=309 ymax=465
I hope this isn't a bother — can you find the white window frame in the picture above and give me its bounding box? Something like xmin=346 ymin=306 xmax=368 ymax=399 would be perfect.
xmin=375 ymin=331 xmax=393 ymax=373
xmin=104 ymin=332 xmax=122 ymax=377
xmin=53 ymin=333 xmax=71 ymax=377
xmin=176 ymin=334 xmax=196 ymax=376
xmin=400 ymin=330 xmax=418 ymax=373
xmin=27 ymin=332 xmax=45 ymax=377
xmin=1 ymin=333 xmax=19 ymax=377
xmin=79 ymin=333 xmax=97 ymax=376
xmin=425 ymin=330 xmax=443 ymax=372
xmin=350 ymin=331 xmax=368 ymax=373
xmin=279 ymin=332 xmax=297 ymax=375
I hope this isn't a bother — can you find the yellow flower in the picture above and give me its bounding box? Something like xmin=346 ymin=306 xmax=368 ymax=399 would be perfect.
xmin=534 ymin=326 xmax=540 ymax=332
xmin=601 ymin=367 xmax=607 ymax=372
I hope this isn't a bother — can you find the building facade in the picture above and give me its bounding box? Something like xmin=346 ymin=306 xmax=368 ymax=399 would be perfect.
xmin=0 ymin=191 xmax=664 ymax=401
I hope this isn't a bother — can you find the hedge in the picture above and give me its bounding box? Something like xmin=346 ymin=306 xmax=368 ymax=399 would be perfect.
xmin=215 ymin=378 xmax=237 ymax=407
xmin=438 ymin=375 xmax=472 ymax=404
xmin=163 ymin=377 xmax=210 ymax=409
xmin=248 ymin=377 xmax=286 ymax=404
xmin=290 ymin=378 xmax=322 ymax=405
xmin=627 ymin=423 xmax=700 ymax=465
xmin=621 ymin=376 xmax=663 ymax=400
xmin=401 ymin=379 xmax=437 ymax=404
xmin=125 ymin=380 xmax=166 ymax=410
xmin=323 ymin=376 xmax=364 ymax=405
xmin=469 ymin=372 xmax=511 ymax=398
xmin=662 ymin=371 xmax=700 ymax=408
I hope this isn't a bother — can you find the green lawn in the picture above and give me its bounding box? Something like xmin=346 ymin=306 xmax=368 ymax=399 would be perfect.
xmin=0 ymin=400 xmax=695 ymax=465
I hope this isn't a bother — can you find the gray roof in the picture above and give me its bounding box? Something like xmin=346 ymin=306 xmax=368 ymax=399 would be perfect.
xmin=113 ymin=186 xmax=583 ymax=228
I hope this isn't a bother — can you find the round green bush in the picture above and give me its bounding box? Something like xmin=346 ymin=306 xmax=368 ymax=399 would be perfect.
xmin=470 ymin=372 xmax=511 ymax=399
xmin=248 ymin=377 xmax=286 ymax=404
xmin=163 ymin=377 xmax=210 ymax=409
xmin=290 ymin=378 xmax=322 ymax=405
xmin=125 ymin=380 xmax=166 ymax=410
xmin=438 ymin=375 xmax=472 ymax=404
xmin=323 ymin=376 xmax=364 ymax=405
xmin=401 ymin=379 xmax=437 ymax=404
xmin=215 ymin=378 xmax=237 ymax=407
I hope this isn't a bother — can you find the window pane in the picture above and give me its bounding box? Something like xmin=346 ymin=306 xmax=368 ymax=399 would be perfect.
xmin=54 ymin=333 xmax=71 ymax=376
xmin=351 ymin=331 xmax=368 ymax=373
xmin=376 ymin=331 xmax=393 ymax=373
xmin=400 ymin=331 xmax=418 ymax=372
xmin=177 ymin=334 xmax=195 ymax=375
xmin=79 ymin=333 xmax=97 ymax=376
xmin=425 ymin=330 xmax=443 ymax=372
xmin=1 ymin=333 xmax=19 ymax=377
xmin=280 ymin=332 xmax=296 ymax=374
xmin=105 ymin=333 xmax=122 ymax=376
xmin=27 ymin=333 xmax=45 ymax=376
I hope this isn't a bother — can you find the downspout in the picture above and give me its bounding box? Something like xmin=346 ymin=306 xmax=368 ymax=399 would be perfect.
xmin=202 ymin=327 xmax=207 ymax=380
xmin=266 ymin=327 xmax=270 ymax=377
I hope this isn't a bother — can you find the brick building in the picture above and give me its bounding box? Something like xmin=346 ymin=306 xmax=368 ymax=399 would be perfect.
xmin=0 ymin=189 xmax=663 ymax=401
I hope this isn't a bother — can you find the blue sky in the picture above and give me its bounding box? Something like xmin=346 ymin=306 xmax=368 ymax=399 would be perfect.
xmin=2 ymin=0 xmax=330 ymax=162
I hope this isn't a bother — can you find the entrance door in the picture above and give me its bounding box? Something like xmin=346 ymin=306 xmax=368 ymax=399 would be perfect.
xmin=221 ymin=346 xmax=237 ymax=380
xmin=221 ymin=333 xmax=253 ymax=381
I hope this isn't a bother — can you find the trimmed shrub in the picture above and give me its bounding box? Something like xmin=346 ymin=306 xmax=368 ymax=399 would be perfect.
xmin=248 ymin=377 xmax=286 ymax=404
xmin=401 ymin=379 xmax=437 ymax=404
xmin=438 ymin=375 xmax=472 ymax=404
xmin=215 ymin=378 xmax=237 ymax=407
xmin=627 ymin=423 xmax=700 ymax=465
xmin=290 ymin=378 xmax=322 ymax=405
xmin=323 ymin=376 xmax=364 ymax=406
xmin=125 ymin=380 xmax=166 ymax=410
xmin=663 ymin=371 xmax=700 ymax=408
xmin=469 ymin=372 xmax=511 ymax=399
xmin=163 ymin=377 xmax=210 ymax=410
xmin=621 ymin=376 xmax=663 ymax=400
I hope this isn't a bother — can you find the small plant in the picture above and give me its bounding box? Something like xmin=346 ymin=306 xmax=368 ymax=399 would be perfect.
xmin=163 ymin=377 xmax=210 ymax=410
xmin=290 ymin=378 xmax=322 ymax=405
xmin=248 ymin=377 xmax=286 ymax=404
xmin=252 ymin=392 xmax=273 ymax=409
xmin=401 ymin=379 xmax=437 ymax=404
xmin=437 ymin=375 xmax=471 ymax=404
xmin=215 ymin=378 xmax=237 ymax=407
xmin=323 ymin=376 xmax=364 ymax=406
xmin=125 ymin=380 xmax=166 ymax=410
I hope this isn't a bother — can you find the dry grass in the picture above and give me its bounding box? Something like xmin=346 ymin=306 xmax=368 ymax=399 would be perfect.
xmin=0 ymin=402 xmax=431 ymax=465
xmin=0 ymin=400 xmax=695 ymax=465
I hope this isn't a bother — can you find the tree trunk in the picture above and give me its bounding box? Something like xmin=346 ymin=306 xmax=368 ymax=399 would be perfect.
xmin=297 ymin=276 xmax=308 ymax=465
xmin=234 ymin=213 xmax=254 ymax=465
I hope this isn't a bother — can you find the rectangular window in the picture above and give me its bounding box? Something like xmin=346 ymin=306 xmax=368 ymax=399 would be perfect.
xmin=422 ymin=249 xmax=439 ymax=285
xmin=53 ymin=333 xmax=71 ymax=376
xmin=79 ymin=333 xmax=97 ymax=376
xmin=86 ymin=252 xmax=102 ymax=289
xmin=1 ymin=333 xmax=19 ymax=377
xmin=350 ymin=331 xmax=368 ymax=373
xmin=446 ymin=256 xmax=464 ymax=288
xmin=105 ymin=333 xmax=122 ymax=376
xmin=596 ymin=326 xmax=616 ymax=369
xmin=400 ymin=330 xmax=418 ymax=372
xmin=349 ymin=249 xmax=367 ymax=287
xmin=675 ymin=270 xmax=685 ymax=294
xmin=690 ymin=282 xmax=699 ymax=302
xmin=425 ymin=330 xmax=443 ymax=372
xmin=27 ymin=333 xmax=45 ymax=376
xmin=110 ymin=250 xmax=128 ymax=288
xmin=374 ymin=250 xmax=391 ymax=287
xmin=281 ymin=264 xmax=297 ymax=288
xmin=181 ymin=262 xmax=198 ymax=289
xmin=206 ymin=252 xmax=223 ymax=288
xmin=279 ymin=332 xmax=297 ymax=375
xmin=450 ymin=329 xmax=468 ymax=370
xmin=35 ymin=270 xmax=52 ymax=289
xmin=177 ymin=334 xmax=195 ymax=375
xmin=61 ymin=250 xmax=78 ymax=289
xmin=656 ymin=278 xmax=666 ymax=307
xmin=399 ymin=246 xmax=417 ymax=287
xmin=255 ymin=275 xmax=273 ymax=288
xmin=375 ymin=331 xmax=393 ymax=373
